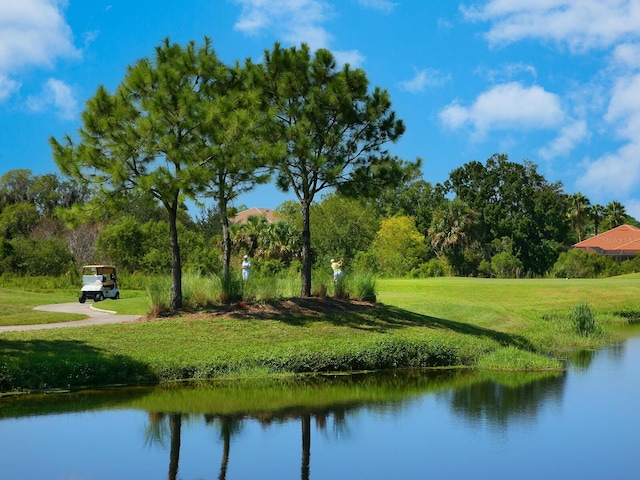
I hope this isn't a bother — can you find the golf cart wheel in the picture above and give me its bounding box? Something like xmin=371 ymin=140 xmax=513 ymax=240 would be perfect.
xmin=95 ymin=292 xmax=104 ymax=302
xmin=114 ymin=292 xmax=120 ymax=300
xmin=79 ymin=295 xmax=86 ymax=304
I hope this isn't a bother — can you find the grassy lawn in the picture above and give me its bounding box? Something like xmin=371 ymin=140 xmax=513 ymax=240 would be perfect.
xmin=0 ymin=288 xmax=149 ymax=326
xmin=1 ymin=275 xmax=639 ymax=393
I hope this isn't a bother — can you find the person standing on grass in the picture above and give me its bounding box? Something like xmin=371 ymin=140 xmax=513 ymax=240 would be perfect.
xmin=331 ymin=258 xmax=343 ymax=283
xmin=242 ymin=255 xmax=251 ymax=280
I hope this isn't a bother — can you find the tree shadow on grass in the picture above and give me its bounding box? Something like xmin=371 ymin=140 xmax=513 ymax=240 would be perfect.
xmin=231 ymin=297 xmax=533 ymax=350
xmin=0 ymin=338 xmax=156 ymax=392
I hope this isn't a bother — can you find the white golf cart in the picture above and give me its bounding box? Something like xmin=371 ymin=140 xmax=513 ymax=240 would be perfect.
xmin=79 ymin=265 xmax=120 ymax=303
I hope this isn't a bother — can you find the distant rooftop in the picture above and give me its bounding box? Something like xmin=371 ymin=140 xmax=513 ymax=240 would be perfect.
xmin=573 ymin=224 xmax=640 ymax=257
xmin=230 ymin=207 xmax=279 ymax=224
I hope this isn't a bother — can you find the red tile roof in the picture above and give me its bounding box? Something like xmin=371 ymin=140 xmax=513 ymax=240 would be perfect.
xmin=573 ymin=224 xmax=640 ymax=256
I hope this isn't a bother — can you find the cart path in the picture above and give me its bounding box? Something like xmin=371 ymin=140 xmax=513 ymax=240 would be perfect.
xmin=0 ymin=303 xmax=143 ymax=332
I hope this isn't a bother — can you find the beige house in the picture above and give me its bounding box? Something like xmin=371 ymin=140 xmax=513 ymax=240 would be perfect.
xmin=230 ymin=207 xmax=279 ymax=225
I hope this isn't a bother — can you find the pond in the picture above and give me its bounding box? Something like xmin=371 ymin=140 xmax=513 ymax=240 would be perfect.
xmin=1 ymin=336 xmax=639 ymax=479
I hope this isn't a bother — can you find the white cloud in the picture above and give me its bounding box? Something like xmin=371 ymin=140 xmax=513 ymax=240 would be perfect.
xmin=624 ymin=198 xmax=640 ymax=222
xmin=0 ymin=0 xmax=79 ymax=105
xmin=439 ymin=82 xmax=563 ymax=136
xmin=334 ymin=50 xmax=366 ymax=68
xmin=27 ymin=78 xmax=77 ymax=120
xmin=0 ymin=74 xmax=20 ymax=102
xmin=578 ymin=143 xmax=640 ymax=198
xmin=0 ymin=0 xmax=79 ymax=72
xmin=539 ymin=120 xmax=588 ymax=159
xmin=400 ymin=68 xmax=450 ymax=93
xmin=605 ymin=73 xmax=640 ymax=128
xmin=356 ymin=0 xmax=399 ymax=14
xmin=233 ymin=0 xmax=370 ymax=66
xmin=612 ymin=43 xmax=640 ymax=69
xmin=462 ymin=0 xmax=640 ymax=51
xmin=233 ymin=0 xmax=333 ymax=51
xmin=479 ymin=62 xmax=537 ymax=83
xmin=461 ymin=1 xmax=640 ymax=209
xmin=577 ymin=72 xmax=640 ymax=198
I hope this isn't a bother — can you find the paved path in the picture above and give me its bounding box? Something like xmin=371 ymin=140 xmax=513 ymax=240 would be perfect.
xmin=0 ymin=303 xmax=142 ymax=332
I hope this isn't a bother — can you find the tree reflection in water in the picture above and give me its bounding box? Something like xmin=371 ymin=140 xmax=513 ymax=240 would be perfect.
xmin=145 ymin=412 xmax=183 ymax=480
xmin=145 ymin=405 xmax=354 ymax=479
xmin=442 ymin=372 xmax=566 ymax=430
xmin=140 ymin=369 xmax=563 ymax=478
xmin=204 ymin=414 xmax=242 ymax=480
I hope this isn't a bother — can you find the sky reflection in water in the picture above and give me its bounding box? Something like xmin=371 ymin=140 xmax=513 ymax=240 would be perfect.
xmin=1 ymin=337 xmax=639 ymax=479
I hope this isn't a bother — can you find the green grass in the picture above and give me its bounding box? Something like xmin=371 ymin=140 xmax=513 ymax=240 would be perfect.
xmin=1 ymin=275 xmax=640 ymax=392
xmin=0 ymin=288 xmax=85 ymax=326
xmin=0 ymin=287 xmax=149 ymax=326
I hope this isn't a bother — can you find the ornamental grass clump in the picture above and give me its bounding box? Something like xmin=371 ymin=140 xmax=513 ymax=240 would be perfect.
xmin=146 ymin=278 xmax=171 ymax=317
xmin=571 ymin=302 xmax=597 ymax=337
xmin=349 ymin=271 xmax=377 ymax=302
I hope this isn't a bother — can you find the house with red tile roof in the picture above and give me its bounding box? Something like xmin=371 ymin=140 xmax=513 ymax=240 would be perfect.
xmin=573 ymin=224 xmax=640 ymax=259
xmin=230 ymin=207 xmax=279 ymax=224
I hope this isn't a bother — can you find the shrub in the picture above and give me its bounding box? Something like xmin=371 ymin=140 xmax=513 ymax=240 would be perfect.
xmin=146 ymin=277 xmax=171 ymax=317
xmin=253 ymin=258 xmax=287 ymax=276
xmin=552 ymin=249 xmax=609 ymax=278
xmin=491 ymin=251 xmax=524 ymax=278
xmin=570 ymin=302 xmax=597 ymax=337
xmin=182 ymin=270 xmax=218 ymax=307
xmin=410 ymin=258 xmax=450 ymax=278
xmin=9 ymin=237 xmax=74 ymax=276
xmin=219 ymin=272 xmax=242 ymax=305
xmin=333 ymin=275 xmax=348 ymax=299
xmin=348 ymin=271 xmax=377 ymax=301
xmin=313 ymin=282 xmax=327 ymax=298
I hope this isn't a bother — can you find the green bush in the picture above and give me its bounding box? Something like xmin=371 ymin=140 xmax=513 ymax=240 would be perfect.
xmin=552 ymin=249 xmax=617 ymax=278
xmin=348 ymin=271 xmax=377 ymax=301
xmin=410 ymin=258 xmax=450 ymax=278
xmin=146 ymin=277 xmax=171 ymax=317
xmin=9 ymin=237 xmax=74 ymax=276
xmin=219 ymin=272 xmax=243 ymax=305
xmin=570 ymin=302 xmax=597 ymax=337
xmin=491 ymin=251 xmax=523 ymax=278
xmin=333 ymin=275 xmax=348 ymax=299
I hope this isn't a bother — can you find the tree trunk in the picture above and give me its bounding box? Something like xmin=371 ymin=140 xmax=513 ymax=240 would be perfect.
xmin=220 ymin=198 xmax=231 ymax=279
xmin=168 ymin=203 xmax=183 ymax=309
xmin=168 ymin=414 xmax=182 ymax=480
xmin=300 ymin=201 xmax=312 ymax=297
xmin=218 ymin=417 xmax=232 ymax=480
xmin=301 ymin=414 xmax=311 ymax=480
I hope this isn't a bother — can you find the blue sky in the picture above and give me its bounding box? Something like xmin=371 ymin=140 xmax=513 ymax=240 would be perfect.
xmin=2 ymin=1 xmax=640 ymax=219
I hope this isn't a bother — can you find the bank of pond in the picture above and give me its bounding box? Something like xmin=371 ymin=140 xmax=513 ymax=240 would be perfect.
xmin=2 ymin=337 xmax=639 ymax=479
xmin=2 ymin=276 xmax=640 ymax=394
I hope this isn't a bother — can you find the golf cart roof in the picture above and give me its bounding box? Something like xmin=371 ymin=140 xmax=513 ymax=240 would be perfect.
xmin=83 ymin=265 xmax=116 ymax=269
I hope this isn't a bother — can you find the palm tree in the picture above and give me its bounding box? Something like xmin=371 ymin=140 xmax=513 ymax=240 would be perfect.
xmin=568 ymin=193 xmax=591 ymax=242
xmin=428 ymin=198 xmax=481 ymax=275
xmin=604 ymin=201 xmax=627 ymax=230
xmin=590 ymin=204 xmax=605 ymax=236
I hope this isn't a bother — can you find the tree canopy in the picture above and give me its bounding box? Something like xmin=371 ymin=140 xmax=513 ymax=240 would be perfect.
xmin=260 ymin=43 xmax=415 ymax=296
xmin=444 ymin=154 xmax=572 ymax=275
xmin=51 ymin=38 xmax=230 ymax=308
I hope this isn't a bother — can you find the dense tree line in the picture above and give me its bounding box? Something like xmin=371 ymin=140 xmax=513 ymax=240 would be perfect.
xmin=2 ymin=151 xmax=637 ymax=285
xmin=2 ymin=39 xmax=639 ymax=302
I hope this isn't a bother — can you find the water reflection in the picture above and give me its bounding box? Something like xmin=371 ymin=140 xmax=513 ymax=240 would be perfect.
xmin=4 ymin=365 xmax=613 ymax=480
xmin=106 ymin=369 xmax=563 ymax=479
xmin=4 ymin=339 xmax=640 ymax=479
xmin=443 ymin=372 xmax=566 ymax=429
